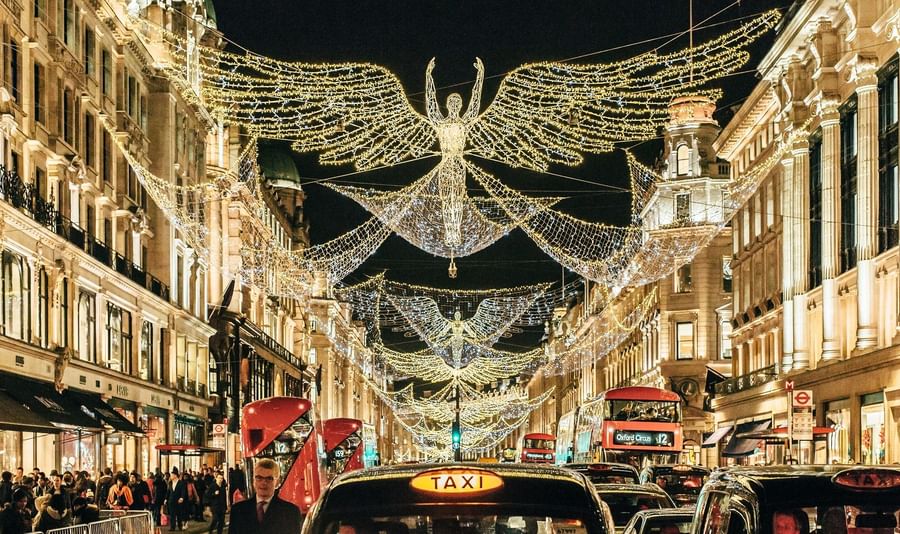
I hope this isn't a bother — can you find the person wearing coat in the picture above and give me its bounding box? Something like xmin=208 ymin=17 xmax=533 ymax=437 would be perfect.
xmin=35 ymin=493 xmax=72 ymax=532
xmin=151 ymin=473 xmax=168 ymax=526
xmin=165 ymin=472 xmax=189 ymax=531
xmin=0 ymin=488 xmax=32 ymax=534
xmin=228 ymin=459 xmax=301 ymax=534
xmin=204 ymin=474 xmax=227 ymax=534
xmin=129 ymin=472 xmax=151 ymax=511
xmin=72 ymin=496 xmax=101 ymax=525
xmin=107 ymin=473 xmax=133 ymax=510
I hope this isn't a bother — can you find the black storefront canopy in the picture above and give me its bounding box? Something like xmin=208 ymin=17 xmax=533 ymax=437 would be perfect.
xmin=66 ymin=389 xmax=144 ymax=435
xmin=722 ymin=420 xmax=772 ymax=457
xmin=0 ymin=372 xmax=104 ymax=432
xmin=0 ymin=389 xmax=59 ymax=433
xmin=701 ymin=425 xmax=733 ymax=448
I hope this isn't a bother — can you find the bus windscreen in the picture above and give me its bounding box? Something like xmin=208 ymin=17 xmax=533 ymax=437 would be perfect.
xmin=606 ymin=400 xmax=680 ymax=423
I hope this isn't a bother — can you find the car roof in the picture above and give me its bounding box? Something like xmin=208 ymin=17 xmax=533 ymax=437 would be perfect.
xmin=594 ymin=483 xmax=670 ymax=495
xmin=706 ymin=465 xmax=900 ymax=506
xmin=332 ymin=461 xmax=588 ymax=485
xmin=643 ymin=464 xmax=711 ymax=474
xmin=631 ymin=508 xmax=696 ymax=520
xmin=568 ymin=462 xmax=639 ymax=472
xmin=315 ymin=462 xmax=604 ymax=519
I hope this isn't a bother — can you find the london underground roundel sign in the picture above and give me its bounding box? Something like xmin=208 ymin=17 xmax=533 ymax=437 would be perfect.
xmin=410 ymin=468 xmax=503 ymax=498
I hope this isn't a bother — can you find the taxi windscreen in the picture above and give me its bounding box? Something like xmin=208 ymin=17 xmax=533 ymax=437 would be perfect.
xmin=322 ymin=514 xmax=593 ymax=534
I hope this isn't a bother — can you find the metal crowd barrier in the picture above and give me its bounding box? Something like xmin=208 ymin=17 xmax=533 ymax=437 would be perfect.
xmin=36 ymin=510 xmax=156 ymax=534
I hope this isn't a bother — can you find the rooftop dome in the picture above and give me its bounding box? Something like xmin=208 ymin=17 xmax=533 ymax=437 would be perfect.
xmin=258 ymin=144 xmax=303 ymax=191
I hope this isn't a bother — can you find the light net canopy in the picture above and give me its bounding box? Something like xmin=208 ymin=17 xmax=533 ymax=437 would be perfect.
xmin=153 ymin=11 xmax=782 ymax=288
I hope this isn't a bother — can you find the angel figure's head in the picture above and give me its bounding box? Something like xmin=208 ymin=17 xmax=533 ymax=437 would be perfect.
xmin=453 ymin=310 xmax=462 ymax=321
xmin=446 ymin=93 xmax=463 ymax=118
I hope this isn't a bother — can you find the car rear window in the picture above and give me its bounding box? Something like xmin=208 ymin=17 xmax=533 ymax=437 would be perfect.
xmin=319 ymin=513 xmax=597 ymax=534
xmin=587 ymin=473 xmax=639 ymax=485
xmin=599 ymin=493 xmax=672 ymax=526
xmin=643 ymin=517 xmax=693 ymax=534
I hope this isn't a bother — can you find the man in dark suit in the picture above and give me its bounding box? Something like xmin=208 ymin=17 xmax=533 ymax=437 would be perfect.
xmin=228 ymin=459 xmax=302 ymax=534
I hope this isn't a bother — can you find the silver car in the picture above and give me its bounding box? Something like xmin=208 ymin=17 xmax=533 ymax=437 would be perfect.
xmin=622 ymin=507 xmax=695 ymax=534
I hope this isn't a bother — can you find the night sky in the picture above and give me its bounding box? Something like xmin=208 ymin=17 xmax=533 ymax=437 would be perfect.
xmin=211 ymin=0 xmax=791 ymax=294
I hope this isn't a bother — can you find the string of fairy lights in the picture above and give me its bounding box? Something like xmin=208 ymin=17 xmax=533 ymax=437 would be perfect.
xmin=104 ymin=6 xmax=790 ymax=456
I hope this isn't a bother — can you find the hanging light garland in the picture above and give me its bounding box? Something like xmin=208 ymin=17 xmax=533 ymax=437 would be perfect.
xmin=150 ymin=11 xmax=782 ymax=283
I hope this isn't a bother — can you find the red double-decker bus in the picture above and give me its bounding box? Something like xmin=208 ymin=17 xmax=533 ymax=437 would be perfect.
xmin=241 ymin=397 xmax=326 ymax=515
xmin=323 ymin=418 xmax=379 ymax=479
xmin=519 ymin=432 xmax=556 ymax=463
xmin=569 ymin=386 xmax=683 ymax=468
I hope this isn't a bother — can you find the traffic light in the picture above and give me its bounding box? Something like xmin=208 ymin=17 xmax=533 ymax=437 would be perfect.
xmin=451 ymin=420 xmax=461 ymax=450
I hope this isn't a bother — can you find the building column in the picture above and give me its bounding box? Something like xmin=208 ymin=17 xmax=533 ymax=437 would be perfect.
xmin=781 ymin=156 xmax=795 ymax=371
xmin=209 ymin=196 xmax=222 ymax=302
xmin=792 ymin=140 xmax=810 ymax=370
xmin=820 ymin=102 xmax=842 ymax=361
xmin=855 ymin=62 xmax=879 ymax=350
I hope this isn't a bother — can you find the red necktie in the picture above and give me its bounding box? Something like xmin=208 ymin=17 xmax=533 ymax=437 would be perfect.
xmin=257 ymin=501 xmax=267 ymax=523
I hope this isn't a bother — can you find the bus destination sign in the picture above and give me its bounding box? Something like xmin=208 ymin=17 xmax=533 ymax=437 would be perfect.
xmin=612 ymin=430 xmax=675 ymax=447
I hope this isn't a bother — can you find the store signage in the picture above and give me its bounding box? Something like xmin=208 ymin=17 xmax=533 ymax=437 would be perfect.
xmin=790 ymin=389 xmax=814 ymax=441
xmin=612 ymin=430 xmax=674 ymax=447
xmin=792 ymin=390 xmax=812 ymax=407
xmin=106 ymin=433 xmax=123 ymax=445
xmin=212 ymin=423 xmax=226 ymax=436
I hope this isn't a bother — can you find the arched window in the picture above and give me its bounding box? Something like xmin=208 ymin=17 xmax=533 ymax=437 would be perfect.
xmin=676 ymin=144 xmax=691 ymax=176
xmin=77 ymin=291 xmax=95 ymax=361
xmin=1 ymin=251 xmax=30 ymax=341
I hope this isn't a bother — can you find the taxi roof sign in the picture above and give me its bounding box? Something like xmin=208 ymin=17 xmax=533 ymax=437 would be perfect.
xmin=410 ymin=467 xmax=504 ymax=498
xmin=832 ymin=468 xmax=900 ymax=490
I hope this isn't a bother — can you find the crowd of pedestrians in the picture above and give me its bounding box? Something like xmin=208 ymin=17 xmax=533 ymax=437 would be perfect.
xmin=0 ymin=465 xmax=248 ymax=534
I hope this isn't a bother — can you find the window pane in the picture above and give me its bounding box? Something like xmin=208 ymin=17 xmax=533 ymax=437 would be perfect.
xmin=676 ymin=322 xmax=694 ymax=360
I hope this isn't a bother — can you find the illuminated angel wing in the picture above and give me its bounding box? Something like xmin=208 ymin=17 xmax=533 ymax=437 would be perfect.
xmin=195 ymin=48 xmax=437 ymax=170
xmin=465 ymin=293 xmax=544 ymax=345
xmin=468 ymin=11 xmax=780 ymax=172
xmin=382 ymin=294 xmax=451 ymax=345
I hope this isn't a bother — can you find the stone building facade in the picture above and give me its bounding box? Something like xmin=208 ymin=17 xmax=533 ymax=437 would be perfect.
xmin=0 ymin=0 xmax=406 ymax=474
xmin=709 ymin=0 xmax=900 ymax=466
xmin=520 ymin=98 xmax=734 ymax=465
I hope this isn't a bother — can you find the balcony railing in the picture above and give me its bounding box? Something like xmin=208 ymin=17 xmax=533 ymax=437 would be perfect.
xmin=252 ymin=329 xmax=306 ymax=372
xmin=176 ymin=377 xmax=208 ymax=398
xmin=0 ymin=165 xmax=169 ymax=302
xmin=714 ymin=364 xmax=778 ymax=396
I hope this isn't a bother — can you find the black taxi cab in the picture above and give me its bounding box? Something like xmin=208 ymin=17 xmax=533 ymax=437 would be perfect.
xmin=639 ymin=464 xmax=710 ymax=506
xmin=301 ymin=462 xmax=615 ymax=534
xmin=691 ymin=465 xmax=900 ymax=534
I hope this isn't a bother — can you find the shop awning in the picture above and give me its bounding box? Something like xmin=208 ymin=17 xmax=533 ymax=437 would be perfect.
xmin=722 ymin=420 xmax=771 ymax=457
xmin=156 ymin=445 xmax=225 ymax=457
xmin=0 ymin=373 xmax=103 ymax=432
xmin=738 ymin=425 xmax=835 ymax=442
xmin=702 ymin=426 xmax=733 ymax=448
xmin=66 ymin=389 xmax=144 ymax=435
xmin=0 ymin=389 xmax=60 ymax=433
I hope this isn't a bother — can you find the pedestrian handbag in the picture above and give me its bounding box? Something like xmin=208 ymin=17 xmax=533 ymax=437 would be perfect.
xmin=160 ymin=513 xmax=169 ymax=526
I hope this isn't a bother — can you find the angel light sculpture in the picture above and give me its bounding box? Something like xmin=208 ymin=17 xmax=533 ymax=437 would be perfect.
xmin=183 ymin=10 xmax=779 ymax=280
